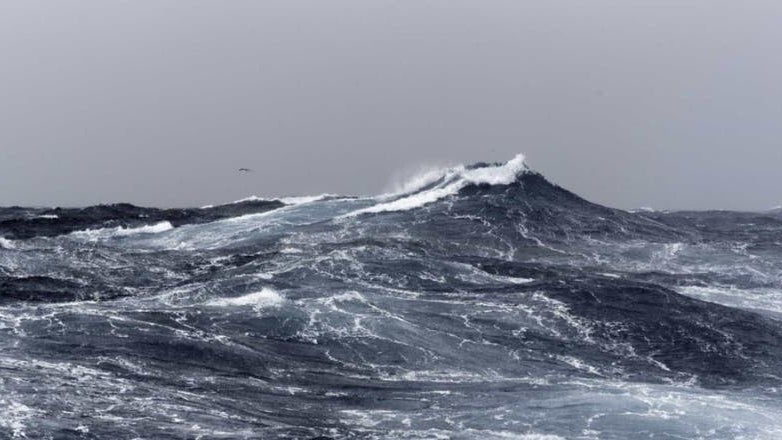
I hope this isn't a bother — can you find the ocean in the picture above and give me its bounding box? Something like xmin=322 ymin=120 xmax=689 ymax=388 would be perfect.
xmin=2 ymin=155 xmax=782 ymax=439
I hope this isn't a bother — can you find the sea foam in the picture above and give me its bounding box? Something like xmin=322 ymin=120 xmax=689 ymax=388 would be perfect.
xmin=348 ymin=154 xmax=527 ymax=216
xmin=206 ymin=288 xmax=284 ymax=309
xmin=231 ymin=194 xmax=335 ymax=206
xmin=70 ymin=221 xmax=174 ymax=241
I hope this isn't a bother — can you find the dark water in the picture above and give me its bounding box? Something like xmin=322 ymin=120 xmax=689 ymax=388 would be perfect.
xmin=2 ymin=156 xmax=782 ymax=439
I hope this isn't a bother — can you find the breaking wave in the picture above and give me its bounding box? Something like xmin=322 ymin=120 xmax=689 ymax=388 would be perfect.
xmin=70 ymin=220 xmax=174 ymax=240
xmin=348 ymin=153 xmax=528 ymax=215
xmin=2 ymin=154 xmax=782 ymax=439
xmin=0 ymin=237 xmax=15 ymax=249
xmin=231 ymin=193 xmax=338 ymax=206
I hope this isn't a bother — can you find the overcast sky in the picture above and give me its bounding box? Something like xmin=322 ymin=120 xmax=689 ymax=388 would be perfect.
xmin=1 ymin=1 xmax=781 ymax=210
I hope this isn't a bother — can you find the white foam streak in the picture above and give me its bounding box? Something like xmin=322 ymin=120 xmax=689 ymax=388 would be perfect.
xmin=230 ymin=194 xmax=335 ymax=206
xmin=359 ymin=181 xmax=465 ymax=215
xmin=348 ymin=154 xmax=527 ymax=216
xmin=206 ymin=288 xmax=284 ymax=309
xmin=383 ymin=165 xmax=453 ymax=198
xmin=678 ymin=285 xmax=782 ymax=316
xmin=0 ymin=399 xmax=36 ymax=438
xmin=278 ymin=194 xmax=334 ymax=205
xmin=461 ymin=153 xmax=527 ymax=186
xmin=0 ymin=237 xmax=15 ymax=249
xmin=231 ymin=195 xmax=269 ymax=204
xmin=114 ymin=221 xmax=174 ymax=236
xmin=70 ymin=221 xmax=174 ymax=241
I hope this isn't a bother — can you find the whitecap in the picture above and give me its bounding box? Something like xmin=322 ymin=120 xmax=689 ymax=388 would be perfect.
xmin=0 ymin=400 xmax=36 ymax=438
xmin=112 ymin=221 xmax=174 ymax=236
xmin=206 ymin=288 xmax=284 ymax=309
xmin=70 ymin=221 xmax=174 ymax=241
xmin=231 ymin=195 xmax=267 ymax=204
xmin=0 ymin=237 xmax=16 ymax=249
xmin=278 ymin=194 xmax=336 ymax=205
xmin=346 ymin=154 xmax=528 ymax=216
xmin=230 ymin=194 xmax=336 ymax=206
xmin=678 ymin=285 xmax=782 ymax=316
xmin=382 ymin=164 xmax=454 ymax=198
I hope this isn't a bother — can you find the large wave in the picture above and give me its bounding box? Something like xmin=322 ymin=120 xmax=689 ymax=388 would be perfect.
xmin=348 ymin=154 xmax=529 ymax=215
xmin=2 ymin=154 xmax=782 ymax=439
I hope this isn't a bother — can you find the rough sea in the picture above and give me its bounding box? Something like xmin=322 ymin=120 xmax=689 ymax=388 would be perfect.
xmin=2 ymin=155 xmax=782 ymax=439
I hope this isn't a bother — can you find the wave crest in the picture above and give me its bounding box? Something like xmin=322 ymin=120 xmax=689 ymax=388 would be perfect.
xmin=69 ymin=221 xmax=174 ymax=241
xmin=0 ymin=237 xmax=16 ymax=249
xmin=348 ymin=154 xmax=528 ymax=215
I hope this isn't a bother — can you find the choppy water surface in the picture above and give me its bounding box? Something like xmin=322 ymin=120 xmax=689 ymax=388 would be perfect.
xmin=2 ymin=156 xmax=782 ymax=439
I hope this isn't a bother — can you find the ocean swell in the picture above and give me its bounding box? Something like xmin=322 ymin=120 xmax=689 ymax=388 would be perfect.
xmin=1 ymin=154 xmax=781 ymax=439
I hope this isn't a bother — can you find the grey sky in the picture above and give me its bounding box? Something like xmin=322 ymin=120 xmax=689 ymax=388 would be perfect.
xmin=1 ymin=1 xmax=781 ymax=210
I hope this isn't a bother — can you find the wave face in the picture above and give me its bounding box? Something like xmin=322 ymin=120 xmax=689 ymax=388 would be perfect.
xmin=2 ymin=156 xmax=782 ymax=439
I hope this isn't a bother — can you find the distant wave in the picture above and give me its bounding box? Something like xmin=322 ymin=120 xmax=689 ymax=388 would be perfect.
xmin=0 ymin=200 xmax=284 ymax=240
xmin=230 ymin=193 xmax=338 ymax=206
xmin=69 ymin=221 xmax=174 ymax=241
